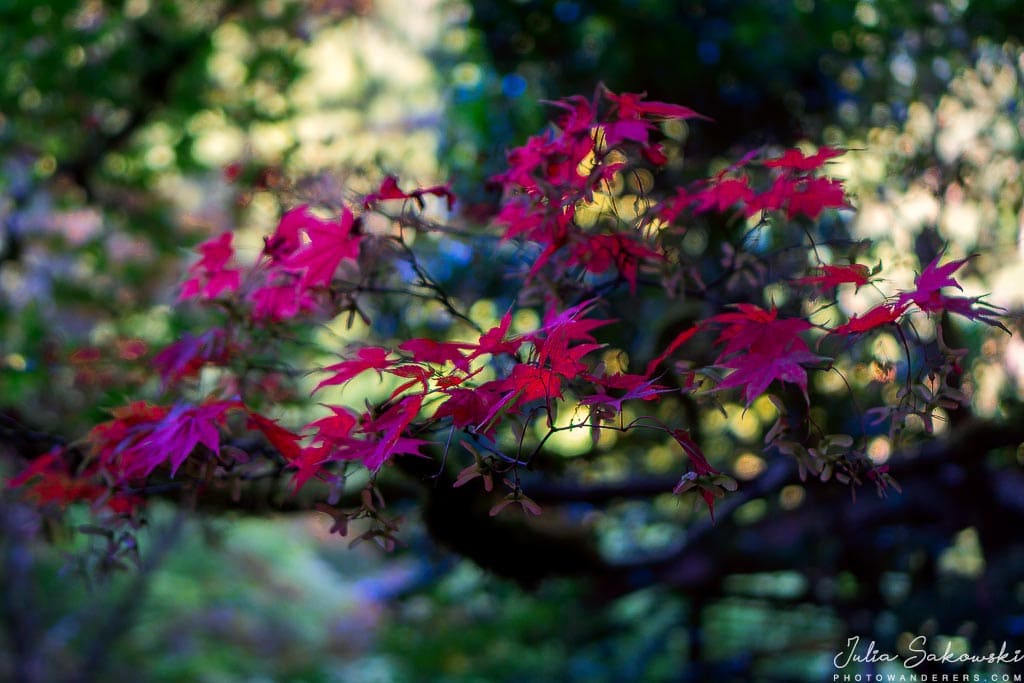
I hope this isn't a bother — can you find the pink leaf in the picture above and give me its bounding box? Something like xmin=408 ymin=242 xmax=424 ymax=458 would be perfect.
xmin=794 ymin=264 xmax=871 ymax=292
xmin=314 ymin=347 xmax=394 ymax=394
xmin=285 ymin=206 xmax=361 ymax=288
xmin=179 ymin=233 xmax=241 ymax=301
xmin=831 ymin=303 xmax=907 ymax=336
xmin=763 ymin=147 xmax=844 ymax=171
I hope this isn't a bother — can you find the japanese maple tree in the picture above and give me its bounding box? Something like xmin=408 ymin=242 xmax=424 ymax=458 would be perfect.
xmin=6 ymin=86 xmax=1005 ymax=549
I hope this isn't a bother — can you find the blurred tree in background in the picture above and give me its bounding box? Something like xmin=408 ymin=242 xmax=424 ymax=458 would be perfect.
xmin=2 ymin=1 xmax=1024 ymax=682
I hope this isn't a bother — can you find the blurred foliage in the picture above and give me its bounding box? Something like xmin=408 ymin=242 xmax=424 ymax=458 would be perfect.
xmin=0 ymin=0 xmax=450 ymax=434
xmin=454 ymin=0 xmax=1023 ymax=138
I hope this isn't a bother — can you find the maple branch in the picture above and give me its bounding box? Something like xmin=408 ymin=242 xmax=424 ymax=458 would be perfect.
xmin=626 ymin=414 xmax=1024 ymax=592
xmin=389 ymin=234 xmax=484 ymax=334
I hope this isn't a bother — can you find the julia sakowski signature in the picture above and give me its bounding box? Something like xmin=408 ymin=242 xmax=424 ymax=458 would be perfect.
xmin=835 ymin=636 xmax=1024 ymax=669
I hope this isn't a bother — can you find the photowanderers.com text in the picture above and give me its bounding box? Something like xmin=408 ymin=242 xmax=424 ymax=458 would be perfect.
xmin=833 ymin=675 xmax=1023 ymax=682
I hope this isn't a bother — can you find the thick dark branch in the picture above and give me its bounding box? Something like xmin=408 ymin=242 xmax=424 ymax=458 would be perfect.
xmin=525 ymin=473 xmax=681 ymax=503
xmin=5 ymin=411 xmax=1024 ymax=596
xmin=628 ymin=415 xmax=1024 ymax=593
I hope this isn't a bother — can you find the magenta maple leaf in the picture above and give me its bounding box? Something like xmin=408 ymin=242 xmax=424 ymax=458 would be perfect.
xmin=363 ymin=175 xmax=456 ymax=211
xmin=546 ymin=94 xmax=595 ymax=134
xmin=708 ymin=305 xmax=820 ymax=405
xmin=471 ymin=310 xmax=522 ymax=359
xmin=285 ymin=206 xmax=361 ymax=288
xmin=715 ymin=347 xmax=823 ymax=405
xmin=152 ymin=329 xmax=228 ymax=387
xmin=894 ymin=254 xmax=1007 ymax=329
xmin=604 ymin=89 xmax=711 ymax=121
xmin=710 ymin=304 xmax=809 ymax=358
xmin=603 ymin=119 xmax=653 ymax=146
xmin=763 ymin=147 xmax=844 ymax=171
xmin=670 ymin=429 xmax=724 ymax=519
xmin=306 ymin=405 xmax=359 ymax=444
xmin=794 ymin=263 xmax=871 ymax=292
xmin=693 ymin=175 xmax=756 ymax=214
xmin=580 ymin=374 xmax=669 ymax=413
xmin=314 ymin=346 xmax=394 ymax=394
xmin=179 ymin=233 xmax=241 ymax=301
xmin=399 ymin=338 xmax=474 ymax=370
xmin=248 ymin=273 xmax=319 ymax=322
xmin=434 ymin=386 xmax=502 ymax=433
xmin=288 ymin=443 xmax=335 ymax=492
xmin=139 ymin=401 xmax=236 ymax=476
xmin=533 ymin=299 xmax=612 ymax=343
xmin=934 ymin=295 xmax=1008 ymax=331
xmin=830 ymin=302 xmax=907 ymax=336
xmin=784 ymin=176 xmax=849 ymax=219
xmin=264 ymin=206 xmax=310 ymax=261
xmin=896 ymin=254 xmax=970 ymax=313
xmin=356 ymin=394 xmax=428 ymax=470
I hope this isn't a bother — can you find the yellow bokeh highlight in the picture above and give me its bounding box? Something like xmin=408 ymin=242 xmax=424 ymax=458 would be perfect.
xmin=734 ymin=452 xmax=766 ymax=481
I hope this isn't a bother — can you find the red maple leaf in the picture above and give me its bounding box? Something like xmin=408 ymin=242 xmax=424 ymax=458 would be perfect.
xmin=7 ymin=448 xmax=122 ymax=510
xmin=604 ymin=88 xmax=711 ymax=121
xmin=763 ymin=147 xmax=844 ymax=171
xmin=670 ymin=429 xmax=725 ymax=519
xmin=693 ymin=175 xmax=756 ymax=214
xmin=493 ymin=364 xmax=565 ymax=405
xmin=580 ymin=374 xmax=669 ymax=413
xmin=289 ymin=443 xmax=332 ymax=492
xmin=434 ymin=386 xmax=502 ymax=433
xmin=645 ymin=325 xmax=699 ymax=377
xmin=567 ymin=232 xmax=661 ymax=293
xmin=307 ymin=405 xmax=359 ymax=444
xmin=399 ymin=338 xmax=474 ymax=370
xmin=794 ymin=263 xmax=871 ymax=292
xmin=314 ymin=346 xmax=394 ymax=394
xmin=247 ymin=412 xmax=303 ymax=462
xmin=386 ymin=364 xmax=434 ymax=398
xmin=708 ymin=305 xmax=820 ymax=405
xmin=285 ymin=406 xmax=364 ymax=491
xmin=355 ymin=394 xmax=428 ymax=470
xmin=363 ymin=175 xmax=456 ymax=211
xmin=830 ymin=302 xmax=907 ymax=336
xmin=470 ymin=310 xmax=522 ymax=359
xmin=784 ymin=176 xmax=849 ymax=219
